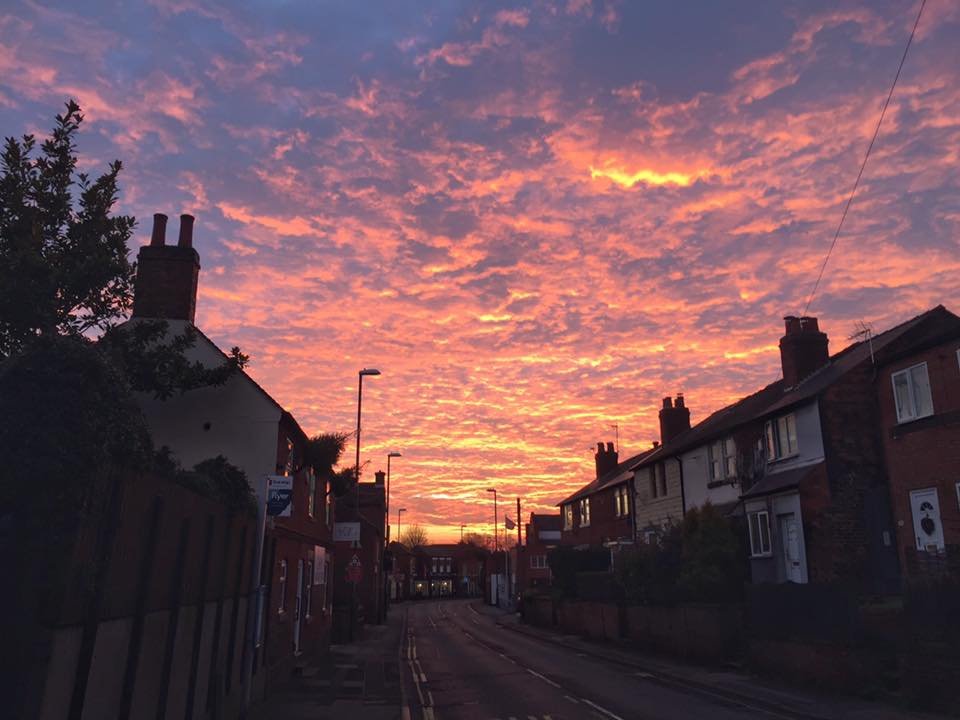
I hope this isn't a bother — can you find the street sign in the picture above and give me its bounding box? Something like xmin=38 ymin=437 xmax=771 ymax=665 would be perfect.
xmin=347 ymin=553 xmax=363 ymax=583
xmin=266 ymin=476 xmax=293 ymax=517
xmin=334 ymin=522 xmax=361 ymax=543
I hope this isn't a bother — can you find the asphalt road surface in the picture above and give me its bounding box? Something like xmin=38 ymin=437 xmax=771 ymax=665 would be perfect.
xmin=402 ymin=598 xmax=802 ymax=720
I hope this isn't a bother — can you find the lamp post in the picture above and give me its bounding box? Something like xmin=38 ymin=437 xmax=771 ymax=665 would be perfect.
xmin=486 ymin=488 xmax=498 ymax=551
xmin=386 ymin=451 xmax=402 ymax=541
xmin=355 ymin=368 xmax=381 ymax=514
xmin=397 ymin=507 xmax=407 ymax=545
xmin=460 ymin=524 xmax=466 ymax=542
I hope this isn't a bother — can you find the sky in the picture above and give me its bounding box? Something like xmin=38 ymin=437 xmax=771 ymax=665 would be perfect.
xmin=2 ymin=0 xmax=959 ymax=543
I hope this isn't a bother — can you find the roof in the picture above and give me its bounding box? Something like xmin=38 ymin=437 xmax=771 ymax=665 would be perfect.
xmin=741 ymin=463 xmax=822 ymax=500
xmin=558 ymin=446 xmax=658 ymax=506
xmin=632 ymin=305 xmax=960 ymax=466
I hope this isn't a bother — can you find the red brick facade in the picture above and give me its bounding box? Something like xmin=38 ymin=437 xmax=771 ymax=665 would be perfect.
xmin=878 ymin=338 xmax=960 ymax=579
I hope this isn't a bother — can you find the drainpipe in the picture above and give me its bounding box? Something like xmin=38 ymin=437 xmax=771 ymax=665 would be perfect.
xmin=677 ymin=457 xmax=686 ymax=516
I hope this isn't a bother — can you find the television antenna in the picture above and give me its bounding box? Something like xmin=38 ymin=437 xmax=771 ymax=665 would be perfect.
xmin=849 ymin=320 xmax=875 ymax=365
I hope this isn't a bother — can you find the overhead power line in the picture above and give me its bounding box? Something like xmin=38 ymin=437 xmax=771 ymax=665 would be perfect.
xmin=802 ymin=0 xmax=927 ymax=316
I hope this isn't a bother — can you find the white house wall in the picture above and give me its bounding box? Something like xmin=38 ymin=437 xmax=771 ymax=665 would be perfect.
xmin=132 ymin=319 xmax=283 ymax=502
xmin=680 ymin=446 xmax=740 ymax=511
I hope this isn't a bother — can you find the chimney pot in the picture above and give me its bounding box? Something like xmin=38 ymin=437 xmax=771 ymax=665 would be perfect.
xmin=178 ymin=214 xmax=195 ymax=248
xmin=606 ymin=441 xmax=615 ymax=453
xmin=799 ymin=316 xmax=820 ymax=333
xmin=652 ymin=440 xmax=660 ymax=448
xmin=662 ymin=396 xmax=672 ymax=409
xmin=597 ymin=442 xmax=604 ymax=453
xmin=594 ymin=440 xmax=619 ymax=478
xmin=783 ymin=315 xmax=801 ymax=335
xmin=150 ymin=213 xmax=168 ymax=246
xmin=675 ymin=393 xmax=685 ymax=408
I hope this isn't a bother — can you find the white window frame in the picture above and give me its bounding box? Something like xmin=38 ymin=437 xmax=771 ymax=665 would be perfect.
xmin=955 ymin=481 xmax=960 ymax=511
xmin=614 ymin=485 xmax=630 ymax=517
xmin=563 ymin=504 xmax=574 ymax=530
xmin=747 ymin=511 xmax=772 ymax=557
xmin=530 ymin=554 xmax=547 ymax=569
xmin=765 ymin=413 xmax=798 ymax=461
xmin=278 ymin=559 xmax=288 ymax=614
xmin=891 ymin=362 xmax=934 ymax=424
xmin=579 ymin=497 xmax=591 ymax=527
xmin=708 ymin=437 xmax=737 ymax=481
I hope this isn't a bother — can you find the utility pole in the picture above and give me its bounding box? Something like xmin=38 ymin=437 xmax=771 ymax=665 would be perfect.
xmin=516 ymin=497 xmax=522 ymax=604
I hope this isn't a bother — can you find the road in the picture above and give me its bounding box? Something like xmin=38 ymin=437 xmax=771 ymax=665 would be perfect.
xmin=402 ymin=598 xmax=804 ymax=720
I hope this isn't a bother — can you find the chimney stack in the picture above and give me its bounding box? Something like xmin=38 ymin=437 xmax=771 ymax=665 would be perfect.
xmin=659 ymin=393 xmax=691 ymax=445
xmin=595 ymin=441 xmax=619 ymax=478
xmin=779 ymin=316 xmax=829 ymax=388
xmin=132 ymin=213 xmax=201 ymax=323
xmin=375 ymin=470 xmax=386 ymax=486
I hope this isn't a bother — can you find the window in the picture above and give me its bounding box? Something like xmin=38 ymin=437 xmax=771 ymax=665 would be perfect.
xmin=324 ymin=479 xmax=331 ymax=526
xmin=563 ymin=504 xmax=574 ymax=530
xmin=614 ymin=485 xmax=630 ymax=517
xmin=307 ymin=471 xmax=316 ymax=518
xmin=765 ymin=413 xmax=798 ymax=461
xmin=892 ymin=362 xmax=934 ymax=423
xmin=278 ymin=559 xmax=288 ymax=614
xmin=530 ymin=554 xmax=548 ymax=569
xmin=708 ymin=437 xmax=737 ymax=481
xmin=747 ymin=512 xmax=772 ymax=557
xmin=579 ymin=498 xmax=591 ymax=527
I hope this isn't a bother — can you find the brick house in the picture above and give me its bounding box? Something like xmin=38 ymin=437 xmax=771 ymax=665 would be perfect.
xmin=123 ymin=213 xmax=335 ymax=693
xmin=657 ymin=308 xmax=958 ymax=593
xmin=522 ymin=513 xmax=561 ymax=591
xmin=874 ymin=308 xmax=960 ymax=579
xmin=332 ymin=475 xmax=386 ymax=638
xmin=559 ymin=442 xmax=656 ymax=550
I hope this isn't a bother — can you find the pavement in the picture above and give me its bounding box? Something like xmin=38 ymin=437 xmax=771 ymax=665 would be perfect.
xmin=247 ymin=606 xmax=406 ymax=720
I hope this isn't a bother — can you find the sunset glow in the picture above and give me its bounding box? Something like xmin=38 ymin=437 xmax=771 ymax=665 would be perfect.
xmin=3 ymin=0 xmax=959 ymax=544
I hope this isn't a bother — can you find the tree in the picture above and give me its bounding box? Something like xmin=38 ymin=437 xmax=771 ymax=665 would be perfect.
xmin=462 ymin=531 xmax=516 ymax=551
xmin=401 ymin=525 xmax=428 ymax=549
xmin=0 ymin=100 xmax=134 ymax=357
xmin=0 ymin=101 xmax=247 ymax=397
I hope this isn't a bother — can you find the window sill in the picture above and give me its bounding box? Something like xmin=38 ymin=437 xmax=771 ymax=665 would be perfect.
xmin=767 ymin=453 xmax=798 ymax=465
xmin=707 ymin=478 xmax=736 ymax=489
xmin=749 ymin=552 xmax=773 ymax=559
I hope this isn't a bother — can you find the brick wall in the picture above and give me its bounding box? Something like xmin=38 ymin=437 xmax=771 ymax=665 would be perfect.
xmin=878 ymin=339 xmax=960 ymax=578
xmin=561 ymin=482 xmax=633 ymax=547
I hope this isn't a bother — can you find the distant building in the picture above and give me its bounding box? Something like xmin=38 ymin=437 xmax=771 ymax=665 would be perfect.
xmin=522 ymin=513 xmax=561 ymax=591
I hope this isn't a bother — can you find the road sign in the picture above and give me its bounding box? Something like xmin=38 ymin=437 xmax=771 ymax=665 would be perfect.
xmin=346 ymin=553 xmax=363 ymax=583
xmin=334 ymin=522 xmax=361 ymax=543
xmin=266 ymin=476 xmax=293 ymax=517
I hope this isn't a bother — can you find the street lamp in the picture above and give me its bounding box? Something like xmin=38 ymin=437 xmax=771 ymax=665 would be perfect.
xmin=486 ymin=488 xmax=498 ymax=551
xmin=397 ymin=508 xmax=407 ymax=545
xmin=386 ymin=451 xmax=402 ymax=541
xmin=355 ymin=368 xmax=381 ymax=513
xmin=460 ymin=523 xmax=466 ymax=542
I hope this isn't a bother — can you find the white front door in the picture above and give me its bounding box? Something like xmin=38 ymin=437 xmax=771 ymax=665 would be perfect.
xmin=293 ymin=559 xmax=304 ymax=654
xmin=778 ymin=513 xmax=803 ymax=583
xmin=910 ymin=488 xmax=945 ymax=552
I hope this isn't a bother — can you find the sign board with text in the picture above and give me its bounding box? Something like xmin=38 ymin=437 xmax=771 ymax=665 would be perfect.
xmin=334 ymin=522 xmax=361 ymax=543
xmin=266 ymin=476 xmax=293 ymax=517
